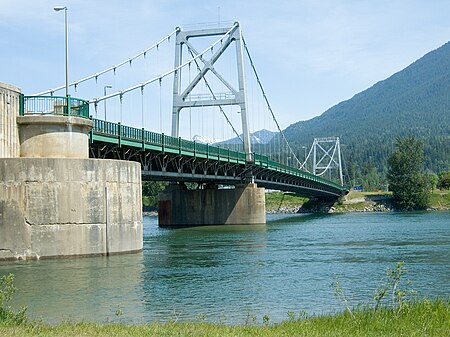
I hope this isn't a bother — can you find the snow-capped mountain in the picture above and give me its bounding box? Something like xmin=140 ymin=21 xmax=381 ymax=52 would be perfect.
xmin=215 ymin=129 xmax=276 ymax=145
xmin=192 ymin=135 xmax=224 ymax=144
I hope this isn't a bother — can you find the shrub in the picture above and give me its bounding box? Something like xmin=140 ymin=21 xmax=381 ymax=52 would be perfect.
xmin=0 ymin=274 xmax=27 ymax=325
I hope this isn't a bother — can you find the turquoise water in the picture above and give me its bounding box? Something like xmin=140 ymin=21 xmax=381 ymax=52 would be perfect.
xmin=1 ymin=211 xmax=449 ymax=324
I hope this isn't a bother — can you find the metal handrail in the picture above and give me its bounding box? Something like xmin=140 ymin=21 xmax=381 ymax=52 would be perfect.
xmin=91 ymin=118 xmax=344 ymax=190
xmin=20 ymin=95 xmax=90 ymax=118
xmin=20 ymin=97 xmax=343 ymax=190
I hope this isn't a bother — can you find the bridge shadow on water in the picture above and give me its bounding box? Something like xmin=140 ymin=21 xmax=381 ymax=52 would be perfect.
xmin=266 ymin=212 xmax=337 ymax=225
xmin=158 ymin=223 xmax=268 ymax=234
xmin=155 ymin=211 xmax=339 ymax=232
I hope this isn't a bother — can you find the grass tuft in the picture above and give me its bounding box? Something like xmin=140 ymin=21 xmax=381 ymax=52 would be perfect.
xmin=0 ymin=300 xmax=448 ymax=337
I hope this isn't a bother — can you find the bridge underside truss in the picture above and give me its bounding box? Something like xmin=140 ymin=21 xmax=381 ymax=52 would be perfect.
xmin=90 ymin=140 xmax=344 ymax=198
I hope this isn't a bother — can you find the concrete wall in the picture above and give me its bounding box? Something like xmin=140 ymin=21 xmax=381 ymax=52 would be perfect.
xmin=0 ymin=82 xmax=20 ymax=158
xmin=0 ymin=158 xmax=143 ymax=260
xmin=18 ymin=115 xmax=93 ymax=158
xmin=158 ymin=183 xmax=266 ymax=226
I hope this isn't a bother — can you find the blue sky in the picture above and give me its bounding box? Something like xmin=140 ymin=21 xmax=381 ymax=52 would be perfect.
xmin=1 ymin=0 xmax=450 ymax=139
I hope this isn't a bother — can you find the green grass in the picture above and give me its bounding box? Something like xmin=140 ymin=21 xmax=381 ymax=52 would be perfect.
xmin=265 ymin=192 xmax=308 ymax=211
xmin=0 ymin=300 xmax=448 ymax=337
xmin=345 ymin=190 xmax=392 ymax=200
xmin=334 ymin=201 xmax=370 ymax=212
xmin=429 ymin=190 xmax=450 ymax=209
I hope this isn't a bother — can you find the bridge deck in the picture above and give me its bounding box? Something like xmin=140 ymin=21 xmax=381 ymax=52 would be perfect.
xmin=89 ymin=119 xmax=346 ymax=198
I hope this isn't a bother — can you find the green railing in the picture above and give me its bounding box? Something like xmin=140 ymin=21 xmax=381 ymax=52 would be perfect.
xmin=19 ymin=96 xmax=343 ymax=191
xmin=92 ymin=119 xmax=248 ymax=163
xmin=91 ymin=118 xmax=344 ymax=191
xmin=20 ymin=95 xmax=90 ymax=118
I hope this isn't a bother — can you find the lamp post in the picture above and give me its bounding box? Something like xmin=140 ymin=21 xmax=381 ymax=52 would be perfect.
xmin=103 ymin=85 xmax=112 ymax=120
xmin=53 ymin=6 xmax=68 ymax=98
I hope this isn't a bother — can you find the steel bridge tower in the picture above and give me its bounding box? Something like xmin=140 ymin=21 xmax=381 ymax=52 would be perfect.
xmin=171 ymin=22 xmax=253 ymax=162
xmin=312 ymin=137 xmax=344 ymax=186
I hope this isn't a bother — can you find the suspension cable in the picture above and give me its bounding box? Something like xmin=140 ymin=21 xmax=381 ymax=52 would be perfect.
xmin=34 ymin=29 xmax=179 ymax=96
xmin=90 ymin=23 xmax=239 ymax=105
xmin=243 ymin=37 xmax=302 ymax=168
xmin=300 ymin=145 xmax=314 ymax=172
xmin=315 ymin=144 xmax=338 ymax=176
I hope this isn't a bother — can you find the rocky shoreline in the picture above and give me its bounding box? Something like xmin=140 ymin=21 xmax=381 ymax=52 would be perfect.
xmin=267 ymin=198 xmax=449 ymax=214
xmin=267 ymin=204 xmax=394 ymax=214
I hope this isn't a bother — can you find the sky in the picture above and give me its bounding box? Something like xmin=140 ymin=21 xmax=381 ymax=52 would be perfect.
xmin=1 ymin=0 xmax=450 ymax=140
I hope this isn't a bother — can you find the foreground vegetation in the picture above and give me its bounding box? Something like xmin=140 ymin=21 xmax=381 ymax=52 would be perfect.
xmin=0 ymin=300 xmax=448 ymax=337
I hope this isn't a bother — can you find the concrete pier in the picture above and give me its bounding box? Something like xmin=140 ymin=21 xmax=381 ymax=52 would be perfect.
xmin=0 ymin=158 xmax=142 ymax=260
xmin=158 ymin=183 xmax=266 ymax=226
xmin=17 ymin=115 xmax=93 ymax=158
xmin=0 ymin=84 xmax=143 ymax=260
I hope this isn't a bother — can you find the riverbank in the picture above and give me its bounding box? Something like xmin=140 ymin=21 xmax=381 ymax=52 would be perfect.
xmin=144 ymin=190 xmax=450 ymax=215
xmin=266 ymin=190 xmax=450 ymax=214
xmin=1 ymin=299 xmax=448 ymax=337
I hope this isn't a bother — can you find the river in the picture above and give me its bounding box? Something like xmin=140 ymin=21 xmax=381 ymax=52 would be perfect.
xmin=1 ymin=211 xmax=449 ymax=324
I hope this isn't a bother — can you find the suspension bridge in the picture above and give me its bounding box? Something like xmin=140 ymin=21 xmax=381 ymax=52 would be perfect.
xmin=17 ymin=21 xmax=347 ymax=228
xmin=25 ymin=22 xmax=345 ymax=197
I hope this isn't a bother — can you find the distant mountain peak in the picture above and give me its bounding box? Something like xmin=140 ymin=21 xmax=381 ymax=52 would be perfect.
xmin=192 ymin=135 xmax=223 ymax=144
xmin=215 ymin=129 xmax=277 ymax=145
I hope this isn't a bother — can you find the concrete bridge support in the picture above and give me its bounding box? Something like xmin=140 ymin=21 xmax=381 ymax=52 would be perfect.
xmin=0 ymin=158 xmax=142 ymax=260
xmin=17 ymin=115 xmax=92 ymax=158
xmin=0 ymin=84 xmax=143 ymax=260
xmin=158 ymin=183 xmax=266 ymax=227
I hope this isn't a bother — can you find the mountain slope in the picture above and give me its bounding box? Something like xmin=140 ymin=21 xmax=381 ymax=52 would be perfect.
xmin=284 ymin=41 xmax=450 ymax=184
xmin=216 ymin=129 xmax=276 ymax=145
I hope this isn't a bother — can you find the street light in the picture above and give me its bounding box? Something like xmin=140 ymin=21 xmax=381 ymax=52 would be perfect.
xmin=53 ymin=6 xmax=69 ymax=98
xmin=103 ymin=85 xmax=112 ymax=120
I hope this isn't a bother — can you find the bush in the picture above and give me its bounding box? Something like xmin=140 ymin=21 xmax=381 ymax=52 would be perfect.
xmin=0 ymin=274 xmax=27 ymax=325
xmin=438 ymin=171 xmax=450 ymax=190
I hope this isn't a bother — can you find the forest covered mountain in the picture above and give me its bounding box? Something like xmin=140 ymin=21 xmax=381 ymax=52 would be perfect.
xmin=283 ymin=41 xmax=450 ymax=188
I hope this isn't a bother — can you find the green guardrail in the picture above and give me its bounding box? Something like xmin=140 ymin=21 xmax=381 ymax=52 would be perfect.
xmin=92 ymin=119 xmax=248 ymax=164
xmin=19 ymin=95 xmax=343 ymax=191
xmin=20 ymin=95 xmax=90 ymax=118
xmin=91 ymin=118 xmax=344 ymax=191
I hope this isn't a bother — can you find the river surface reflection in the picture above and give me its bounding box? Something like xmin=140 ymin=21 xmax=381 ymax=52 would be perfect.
xmin=1 ymin=211 xmax=449 ymax=324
